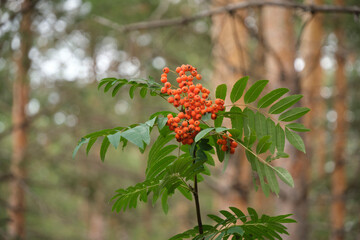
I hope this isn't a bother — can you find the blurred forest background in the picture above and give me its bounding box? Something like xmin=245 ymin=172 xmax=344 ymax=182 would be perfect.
xmin=0 ymin=0 xmax=360 ymax=239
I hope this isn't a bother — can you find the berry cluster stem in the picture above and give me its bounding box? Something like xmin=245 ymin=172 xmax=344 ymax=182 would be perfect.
xmin=192 ymin=150 xmax=204 ymax=236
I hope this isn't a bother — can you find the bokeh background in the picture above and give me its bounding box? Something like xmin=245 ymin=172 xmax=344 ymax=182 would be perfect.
xmin=0 ymin=0 xmax=359 ymax=239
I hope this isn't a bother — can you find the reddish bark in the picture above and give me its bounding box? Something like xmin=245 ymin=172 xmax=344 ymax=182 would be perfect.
xmin=7 ymin=0 xmax=33 ymax=238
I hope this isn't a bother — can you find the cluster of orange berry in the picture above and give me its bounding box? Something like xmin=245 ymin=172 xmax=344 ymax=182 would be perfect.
xmin=161 ymin=64 xmax=225 ymax=145
xmin=217 ymin=133 xmax=238 ymax=154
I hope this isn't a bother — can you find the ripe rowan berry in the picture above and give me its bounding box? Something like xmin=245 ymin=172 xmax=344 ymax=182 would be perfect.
xmin=163 ymin=67 xmax=170 ymax=73
xmin=165 ymin=82 xmax=171 ymax=88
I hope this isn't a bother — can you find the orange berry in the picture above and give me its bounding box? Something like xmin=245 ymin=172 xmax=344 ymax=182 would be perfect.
xmin=167 ymin=114 xmax=173 ymax=119
xmin=178 ymin=112 xmax=185 ymax=119
xmin=211 ymin=113 xmax=217 ymax=120
xmin=196 ymin=74 xmax=202 ymax=80
xmin=176 ymin=67 xmax=181 ymax=73
xmin=168 ymin=97 xmax=174 ymax=103
xmin=182 ymin=121 xmax=188 ymax=127
xmin=161 ymin=77 xmax=167 ymax=83
xmin=163 ymin=67 xmax=170 ymax=73
xmin=167 ymin=89 xmax=172 ymax=95
xmin=195 ymin=126 xmax=201 ymax=132
xmin=231 ymin=141 xmax=238 ymax=148
xmin=221 ymin=145 xmax=228 ymax=152
xmin=194 ymin=120 xmax=200 ymax=126
xmin=230 ymin=148 xmax=235 ymax=154
xmin=165 ymin=82 xmax=171 ymax=88
xmin=217 ymin=139 xmax=222 ymax=145
xmin=174 ymin=117 xmax=180 ymax=123
xmin=215 ymin=99 xmax=222 ymax=105
xmin=161 ymin=87 xmax=167 ymax=93
xmin=202 ymin=93 xmax=208 ymax=99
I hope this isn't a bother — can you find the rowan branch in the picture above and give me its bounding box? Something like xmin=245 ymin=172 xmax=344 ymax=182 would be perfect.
xmin=94 ymin=0 xmax=360 ymax=33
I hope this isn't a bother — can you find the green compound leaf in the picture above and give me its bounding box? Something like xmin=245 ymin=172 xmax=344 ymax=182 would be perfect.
xmin=279 ymin=107 xmax=310 ymax=122
xmin=269 ymin=94 xmax=303 ymax=114
xmin=285 ymin=128 xmax=306 ymax=153
xmin=230 ymin=76 xmax=248 ymax=103
xmin=257 ymin=88 xmax=289 ymax=108
xmin=274 ymin=166 xmax=294 ymax=187
xmin=216 ymin=84 xmax=227 ymax=100
xmin=244 ymin=80 xmax=269 ymax=104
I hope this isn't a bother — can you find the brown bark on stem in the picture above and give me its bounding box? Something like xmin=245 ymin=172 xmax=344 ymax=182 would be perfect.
xmin=7 ymin=0 xmax=33 ymax=239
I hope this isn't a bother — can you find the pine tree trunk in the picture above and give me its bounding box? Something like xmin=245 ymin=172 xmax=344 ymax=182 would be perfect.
xmin=331 ymin=0 xmax=347 ymax=238
xmin=262 ymin=2 xmax=310 ymax=240
xmin=211 ymin=0 xmax=250 ymax=212
xmin=300 ymin=0 xmax=326 ymax=180
xmin=8 ymin=0 xmax=32 ymax=238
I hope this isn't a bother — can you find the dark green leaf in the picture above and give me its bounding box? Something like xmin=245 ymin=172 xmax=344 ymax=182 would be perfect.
xmin=98 ymin=78 xmax=116 ymax=90
xmin=274 ymin=166 xmax=294 ymax=187
xmin=257 ymin=88 xmax=289 ymax=108
xmin=269 ymin=95 xmax=303 ymax=114
xmin=244 ymin=80 xmax=269 ymax=104
xmin=216 ymin=84 xmax=227 ymax=100
xmin=195 ymin=128 xmax=214 ymax=142
xmin=161 ymin=190 xmax=169 ymax=214
xmin=279 ymin=107 xmax=310 ymax=122
xmin=86 ymin=137 xmax=97 ymax=155
xmin=256 ymin=136 xmax=271 ymax=154
xmin=229 ymin=106 xmax=243 ymax=136
xmin=112 ymin=82 xmax=126 ymax=97
xmin=275 ymin=124 xmax=285 ymax=152
xmin=285 ymin=128 xmax=306 ymax=153
xmin=129 ymin=84 xmax=137 ymax=99
xmin=226 ymin=226 xmax=244 ymax=236
xmin=100 ymin=137 xmax=110 ymax=161
xmin=286 ymin=123 xmax=310 ymax=132
xmin=230 ymin=76 xmax=248 ymax=103
xmin=140 ymin=87 xmax=147 ymax=98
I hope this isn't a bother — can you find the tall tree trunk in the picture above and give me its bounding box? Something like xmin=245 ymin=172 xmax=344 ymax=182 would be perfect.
xmin=331 ymin=0 xmax=347 ymax=239
xmin=211 ymin=0 xmax=250 ymax=212
xmin=8 ymin=0 xmax=33 ymax=239
xmin=300 ymin=0 xmax=326 ymax=180
xmin=262 ymin=2 xmax=309 ymax=240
